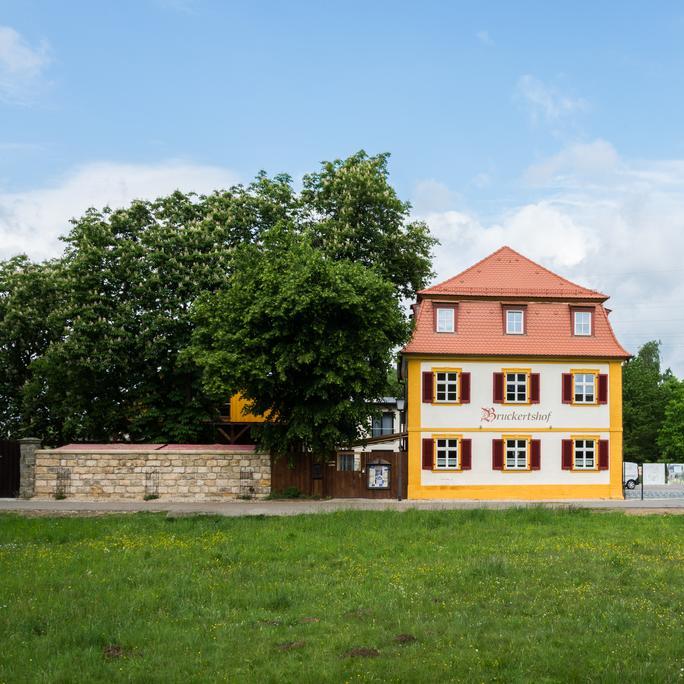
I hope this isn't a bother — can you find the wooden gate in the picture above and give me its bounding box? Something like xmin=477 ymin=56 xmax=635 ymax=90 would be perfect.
xmin=0 ymin=441 xmax=21 ymax=498
xmin=271 ymin=451 xmax=408 ymax=499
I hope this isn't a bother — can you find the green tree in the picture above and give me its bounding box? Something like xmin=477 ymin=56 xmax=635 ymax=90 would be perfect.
xmin=657 ymin=383 xmax=684 ymax=461
xmin=189 ymin=228 xmax=410 ymax=456
xmin=2 ymin=151 xmax=434 ymax=446
xmin=0 ymin=257 xmax=63 ymax=439
xmin=301 ymin=151 xmax=435 ymax=299
xmin=623 ymin=340 xmax=678 ymax=462
xmin=23 ymin=178 xmax=296 ymax=444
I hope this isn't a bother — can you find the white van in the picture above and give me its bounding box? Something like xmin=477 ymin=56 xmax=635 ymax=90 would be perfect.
xmin=623 ymin=461 xmax=640 ymax=489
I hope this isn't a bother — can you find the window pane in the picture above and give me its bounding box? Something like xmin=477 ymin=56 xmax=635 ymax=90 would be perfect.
xmin=434 ymin=371 xmax=459 ymax=403
xmin=506 ymin=310 xmax=524 ymax=334
xmin=574 ymin=311 xmax=591 ymax=335
xmin=437 ymin=308 xmax=454 ymax=332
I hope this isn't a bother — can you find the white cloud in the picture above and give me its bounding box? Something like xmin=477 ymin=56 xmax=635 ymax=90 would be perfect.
xmin=0 ymin=160 xmax=241 ymax=260
xmin=415 ymin=146 xmax=684 ymax=375
xmin=476 ymin=30 xmax=494 ymax=46
xmin=525 ymin=139 xmax=620 ymax=185
xmin=412 ymin=179 xmax=460 ymax=215
xmin=516 ymin=74 xmax=588 ymax=124
xmin=0 ymin=26 xmax=51 ymax=104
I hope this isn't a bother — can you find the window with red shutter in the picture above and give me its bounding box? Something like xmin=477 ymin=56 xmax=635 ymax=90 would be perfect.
xmin=562 ymin=374 xmax=573 ymax=403
xmin=561 ymin=440 xmax=573 ymax=469
xmin=493 ymin=373 xmax=504 ymax=403
xmin=460 ymin=439 xmax=472 ymax=470
xmin=530 ymin=373 xmax=540 ymax=404
xmin=598 ymin=440 xmax=609 ymax=470
xmin=460 ymin=372 xmax=471 ymax=403
xmin=422 ymin=372 xmax=433 ymax=403
xmin=597 ymin=374 xmax=608 ymax=404
xmin=422 ymin=438 xmax=434 ymax=470
xmin=530 ymin=440 xmax=541 ymax=470
xmin=492 ymin=439 xmax=504 ymax=470
xmin=573 ymin=438 xmax=599 ymax=469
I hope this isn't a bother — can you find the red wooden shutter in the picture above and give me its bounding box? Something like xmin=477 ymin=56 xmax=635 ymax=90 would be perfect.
xmin=422 ymin=372 xmax=433 ymax=403
xmin=422 ymin=438 xmax=434 ymax=470
xmin=598 ymin=440 xmax=609 ymax=470
xmin=530 ymin=439 xmax=541 ymax=470
xmin=597 ymin=374 xmax=608 ymax=404
xmin=460 ymin=439 xmax=472 ymax=470
xmin=492 ymin=439 xmax=504 ymax=470
xmin=561 ymin=440 xmax=573 ymax=470
xmin=562 ymin=374 xmax=573 ymax=404
xmin=460 ymin=372 xmax=471 ymax=404
xmin=493 ymin=373 xmax=504 ymax=403
xmin=530 ymin=373 xmax=540 ymax=404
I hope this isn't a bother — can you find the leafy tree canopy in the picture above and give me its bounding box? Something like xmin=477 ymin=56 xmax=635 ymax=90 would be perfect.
xmin=657 ymin=383 xmax=684 ymax=461
xmin=189 ymin=228 xmax=410 ymax=456
xmin=1 ymin=151 xmax=434 ymax=446
xmin=623 ymin=340 xmax=683 ymax=462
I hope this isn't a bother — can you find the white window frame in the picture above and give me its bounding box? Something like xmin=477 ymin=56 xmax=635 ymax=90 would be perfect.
xmin=434 ymin=371 xmax=459 ymax=403
xmin=434 ymin=438 xmax=460 ymax=470
xmin=505 ymin=438 xmax=528 ymax=470
xmin=506 ymin=309 xmax=524 ymax=335
xmin=505 ymin=371 xmax=528 ymax=403
xmin=573 ymin=439 xmax=596 ymax=470
xmin=574 ymin=311 xmax=592 ymax=336
xmin=573 ymin=373 xmax=596 ymax=404
xmin=436 ymin=307 xmax=455 ymax=333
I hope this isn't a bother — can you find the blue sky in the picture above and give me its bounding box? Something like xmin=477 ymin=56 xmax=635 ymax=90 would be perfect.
xmin=3 ymin=1 xmax=684 ymax=373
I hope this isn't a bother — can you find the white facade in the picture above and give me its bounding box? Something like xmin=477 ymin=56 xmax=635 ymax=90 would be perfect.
xmin=418 ymin=360 xmax=611 ymax=488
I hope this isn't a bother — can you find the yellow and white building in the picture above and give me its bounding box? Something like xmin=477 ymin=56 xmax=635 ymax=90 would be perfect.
xmin=402 ymin=246 xmax=630 ymax=500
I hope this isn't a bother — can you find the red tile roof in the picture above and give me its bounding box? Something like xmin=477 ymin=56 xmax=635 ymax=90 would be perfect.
xmin=404 ymin=247 xmax=629 ymax=358
xmin=53 ymin=443 xmax=256 ymax=452
xmin=420 ymin=246 xmax=608 ymax=300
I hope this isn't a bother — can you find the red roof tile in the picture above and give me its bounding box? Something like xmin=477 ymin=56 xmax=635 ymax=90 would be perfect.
xmin=403 ymin=300 xmax=629 ymax=357
xmin=420 ymin=246 xmax=607 ymax=300
xmin=53 ymin=443 xmax=256 ymax=452
xmin=404 ymin=247 xmax=629 ymax=358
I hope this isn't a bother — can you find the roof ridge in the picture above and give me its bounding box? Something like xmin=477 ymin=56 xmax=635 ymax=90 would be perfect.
xmin=419 ymin=245 xmax=607 ymax=299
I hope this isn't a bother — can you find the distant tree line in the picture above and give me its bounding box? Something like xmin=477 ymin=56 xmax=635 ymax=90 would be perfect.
xmin=0 ymin=151 xmax=436 ymax=453
xmin=624 ymin=341 xmax=684 ymax=462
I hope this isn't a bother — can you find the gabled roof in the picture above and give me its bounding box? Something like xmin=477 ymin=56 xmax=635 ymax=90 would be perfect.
xmin=420 ymin=246 xmax=607 ymax=300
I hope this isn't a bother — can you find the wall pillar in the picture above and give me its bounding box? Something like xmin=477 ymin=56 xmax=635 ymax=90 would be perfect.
xmin=19 ymin=438 xmax=41 ymax=499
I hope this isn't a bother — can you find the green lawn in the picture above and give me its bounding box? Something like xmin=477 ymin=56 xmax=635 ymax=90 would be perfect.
xmin=1 ymin=509 xmax=684 ymax=683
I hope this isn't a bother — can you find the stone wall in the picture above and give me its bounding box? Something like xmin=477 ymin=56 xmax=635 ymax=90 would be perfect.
xmin=33 ymin=445 xmax=271 ymax=500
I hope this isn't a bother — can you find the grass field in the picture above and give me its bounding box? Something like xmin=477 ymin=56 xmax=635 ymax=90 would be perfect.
xmin=1 ymin=509 xmax=684 ymax=683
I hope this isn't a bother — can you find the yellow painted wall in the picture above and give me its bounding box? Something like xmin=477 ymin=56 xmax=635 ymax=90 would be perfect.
xmin=229 ymin=394 xmax=266 ymax=423
xmin=406 ymin=356 xmax=624 ymax=500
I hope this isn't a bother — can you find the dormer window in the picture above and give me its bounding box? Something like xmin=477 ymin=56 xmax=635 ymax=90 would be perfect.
xmin=506 ymin=309 xmax=524 ymax=335
xmin=435 ymin=305 xmax=456 ymax=332
xmin=573 ymin=310 xmax=593 ymax=336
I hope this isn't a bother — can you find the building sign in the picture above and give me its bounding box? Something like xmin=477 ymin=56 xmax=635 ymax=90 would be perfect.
xmin=367 ymin=463 xmax=390 ymax=490
xmin=481 ymin=407 xmax=552 ymax=424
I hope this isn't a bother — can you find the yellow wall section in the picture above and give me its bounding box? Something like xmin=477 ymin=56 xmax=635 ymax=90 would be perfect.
xmin=229 ymin=394 xmax=266 ymax=423
xmin=608 ymin=360 xmax=624 ymax=499
xmin=406 ymin=356 xmax=625 ymax=500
